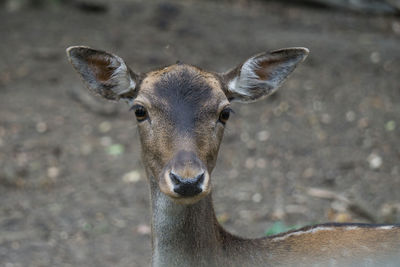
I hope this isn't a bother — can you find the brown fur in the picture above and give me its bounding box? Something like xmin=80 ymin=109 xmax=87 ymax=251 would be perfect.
xmin=87 ymin=55 xmax=114 ymax=82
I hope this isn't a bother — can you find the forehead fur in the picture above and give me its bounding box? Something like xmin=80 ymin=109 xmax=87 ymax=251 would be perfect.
xmin=141 ymin=64 xmax=222 ymax=97
xmin=140 ymin=64 xmax=225 ymax=108
xmin=139 ymin=64 xmax=225 ymax=132
xmin=156 ymin=66 xmax=212 ymax=107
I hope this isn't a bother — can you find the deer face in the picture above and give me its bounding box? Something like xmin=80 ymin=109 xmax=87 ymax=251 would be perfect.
xmin=132 ymin=65 xmax=229 ymax=204
xmin=67 ymin=46 xmax=308 ymax=205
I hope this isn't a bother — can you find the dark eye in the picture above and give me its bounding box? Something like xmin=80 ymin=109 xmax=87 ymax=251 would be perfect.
xmin=131 ymin=105 xmax=148 ymax=122
xmin=219 ymin=108 xmax=231 ymax=124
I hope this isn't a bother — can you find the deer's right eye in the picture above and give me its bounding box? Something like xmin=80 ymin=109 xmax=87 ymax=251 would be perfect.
xmin=218 ymin=107 xmax=232 ymax=125
xmin=131 ymin=105 xmax=148 ymax=122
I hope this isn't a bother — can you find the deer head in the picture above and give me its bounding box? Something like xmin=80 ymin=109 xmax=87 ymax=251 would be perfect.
xmin=67 ymin=46 xmax=308 ymax=205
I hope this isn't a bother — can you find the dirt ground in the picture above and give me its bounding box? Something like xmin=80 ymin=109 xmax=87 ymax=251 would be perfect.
xmin=0 ymin=0 xmax=399 ymax=266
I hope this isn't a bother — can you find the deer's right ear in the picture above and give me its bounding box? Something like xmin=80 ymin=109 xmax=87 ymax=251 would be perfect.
xmin=221 ymin=47 xmax=309 ymax=103
xmin=66 ymin=46 xmax=138 ymax=101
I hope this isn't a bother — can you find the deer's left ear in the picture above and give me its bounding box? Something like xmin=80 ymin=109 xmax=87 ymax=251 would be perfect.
xmin=221 ymin=47 xmax=309 ymax=103
xmin=66 ymin=46 xmax=139 ymax=101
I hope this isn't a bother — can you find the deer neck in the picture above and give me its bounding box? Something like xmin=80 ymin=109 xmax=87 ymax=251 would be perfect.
xmin=148 ymin=176 xmax=223 ymax=267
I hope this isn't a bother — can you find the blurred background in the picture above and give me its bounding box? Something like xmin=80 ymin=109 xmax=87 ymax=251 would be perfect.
xmin=0 ymin=0 xmax=399 ymax=266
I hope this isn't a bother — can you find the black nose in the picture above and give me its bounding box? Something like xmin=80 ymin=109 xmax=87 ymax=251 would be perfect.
xmin=169 ymin=172 xmax=205 ymax=197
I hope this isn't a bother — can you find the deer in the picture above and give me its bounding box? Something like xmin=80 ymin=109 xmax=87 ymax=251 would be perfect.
xmin=66 ymin=46 xmax=400 ymax=267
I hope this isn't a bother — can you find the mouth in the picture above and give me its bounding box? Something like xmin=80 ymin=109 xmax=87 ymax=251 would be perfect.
xmin=169 ymin=192 xmax=210 ymax=205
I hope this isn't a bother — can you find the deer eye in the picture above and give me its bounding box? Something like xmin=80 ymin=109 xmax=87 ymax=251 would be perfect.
xmin=131 ymin=105 xmax=148 ymax=122
xmin=218 ymin=108 xmax=231 ymax=124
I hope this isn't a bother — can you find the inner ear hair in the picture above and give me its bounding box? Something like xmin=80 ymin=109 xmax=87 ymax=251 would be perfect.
xmin=67 ymin=46 xmax=137 ymax=101
xmin=222 ymin=47 xmax=309 ymax=103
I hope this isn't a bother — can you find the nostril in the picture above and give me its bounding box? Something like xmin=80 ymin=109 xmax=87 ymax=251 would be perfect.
xmin=194 ymin=172 xmax=205 ymax=186
xmin=169 ymin=172 xmax=181 ymax=185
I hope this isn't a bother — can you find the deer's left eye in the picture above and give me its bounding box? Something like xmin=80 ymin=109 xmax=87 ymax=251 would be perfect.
xmin=131 ymin=105 xmax=148 ymax=122
xmin=218 ymin=108 xmax=231 ymax=124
